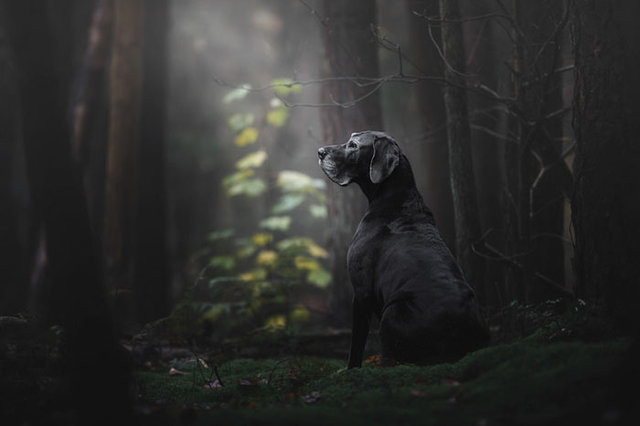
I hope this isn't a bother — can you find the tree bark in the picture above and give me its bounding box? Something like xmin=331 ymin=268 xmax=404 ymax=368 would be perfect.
xmin=320 ymin=0 xmax=383 ymax=326
xmin=571 ymin=0 xmax=640 ymax=330
xmin=0 ymin=13 xmax=28 ymax=314
xmin=5 ymin=0 xmax=130 ymax=420
xmin=407 ymin=0 xmax=456 ymax=251
xmin=135 ymin=0 xmax=170 ymax=323
xmin=105 ymin=0 xmax=143 ymax=324
xmin=438 ymin=0 xmax=485 ymax=292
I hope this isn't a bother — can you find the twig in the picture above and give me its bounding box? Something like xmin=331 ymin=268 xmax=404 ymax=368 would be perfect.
xmin=426 ymin=15 xmax=475 ymax=79
xmin=267 ymin=358 xmax=289 ymax=386
xmin=472 ymin=239 xmax=573 ymax=296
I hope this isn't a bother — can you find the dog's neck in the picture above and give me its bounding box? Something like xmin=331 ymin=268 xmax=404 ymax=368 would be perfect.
xmin=357 ymin=155 xmax=435 ymax=221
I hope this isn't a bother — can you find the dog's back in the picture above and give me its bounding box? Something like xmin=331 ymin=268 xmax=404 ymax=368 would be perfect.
xmin=351 ymin=159 xmax=489 ymax=363
xmin=319 ymin=131 xmax=489 ymax=367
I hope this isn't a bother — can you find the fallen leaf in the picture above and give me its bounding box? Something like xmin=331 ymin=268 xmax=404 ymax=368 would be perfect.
xmin=202 ymin=380 xmax=222 ymax=389
xmin=238 ymin=378 xmax=258 ymax=387
xmin=301 ymin=391 xmax=321 ymax=404
xmin=169 ymin=367 xmax=187 ymax=376
xmin=411 ymin=389 xmax=426 ymax=397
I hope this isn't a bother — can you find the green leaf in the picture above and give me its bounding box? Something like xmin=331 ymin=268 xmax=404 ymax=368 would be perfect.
xmin=207 ymin=229 xmax=235 ymax=241
xmin=309 ymin=204 xmax=327 ymax=218
xmin=226 ymin=178 xmax=267 ymax=197
xmin=277 ymin=237 xmax=328 ymax=258
xmin=307 ymin=268 xmax=331 ymax=288
xmin=272 ymin=193 xmax=305 ymax=214
xmin=266 ymin=107 xmax=289 ymax=127
xmin=277 ymin=170 xmax=326 ymax=192
xmin=259 ymin=216 xmax=291 ymax=231
xmin=227 ymin=113 xmax=254 ymax=132
xmin=208 ymin=256 xmax=236 ymax=271
xmin=208 ymin=276 xmax=242 ymax=289
xmin=271 ymin=78 xmax=302 ymax=96
xmin=203 ymin=304 xmax=230 ymax=321
xmin=223 ymin=169 xmax=267 ymax=197
xmin=223 ymin=169 xmax=254 ymax=185
xmin=236 ymin=150 xmax=267 ymax=169
xmin=236 ymin=244 xmax=257 ymax=259
xmin=223 ymin=84 xmax=251 ymax=103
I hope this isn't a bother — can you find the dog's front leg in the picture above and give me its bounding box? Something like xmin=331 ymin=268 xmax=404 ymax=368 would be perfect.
xmin=347 ymin=297 xmax=372 ymax=368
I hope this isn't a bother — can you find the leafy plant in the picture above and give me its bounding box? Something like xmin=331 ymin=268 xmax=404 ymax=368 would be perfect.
xmin=179 ymin=79 xmax=330 ymax=341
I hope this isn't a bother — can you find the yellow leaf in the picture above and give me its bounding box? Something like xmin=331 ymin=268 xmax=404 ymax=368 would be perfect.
xmin=236 ymin=150 xmax=267 ymax=169
xmin=307 ymin=241 xmax=329 ymax=258
xmin=265 ymin=315 xmax=286 ymax=328
xmin=256 ymin=250 xmax=278 ymax=266
xmin=239 ymin=268 xmax=267 ymax=282
xmin=235 ymin=127 xmax=259 ymax=146
xmin=252 ymin=233 xmax=273 ymax=247
xmin=266 ymin=108 xmax=289 ymax=127
xmin=290 ymin=305 xmax=310 ymax=323
xmin=295 ymin=256 xmax=320 ymax=271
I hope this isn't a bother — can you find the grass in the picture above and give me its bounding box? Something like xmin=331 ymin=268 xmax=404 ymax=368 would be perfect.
xmin=133 ymin=330 xmax=634 ymax=425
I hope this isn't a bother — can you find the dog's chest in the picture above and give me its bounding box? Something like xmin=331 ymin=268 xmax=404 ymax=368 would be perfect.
xmin=347 ymin=218 xmax=387 ymax=293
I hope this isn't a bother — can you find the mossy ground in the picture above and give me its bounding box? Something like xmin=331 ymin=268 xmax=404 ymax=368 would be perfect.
xmin=133 ymin=330 xmax=636 ymax=425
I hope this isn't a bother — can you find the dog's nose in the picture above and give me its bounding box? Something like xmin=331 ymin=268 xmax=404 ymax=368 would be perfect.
xmin=318 ymin=147 xmax=327 ymax=160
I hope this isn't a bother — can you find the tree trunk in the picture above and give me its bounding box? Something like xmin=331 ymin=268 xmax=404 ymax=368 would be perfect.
xmin=5 ymin=0 xmax=131 ymax=420
xmin=571 ymin=0 xmax=640 ymax=330
xmin=438 ymin=0 xmax=484 ymax=292
xmin=461 ymin=0 xmax=503 ymax=305
xmin=72 ymin=0 xmax=113 ymax=245
xmin=501 ymin=0 xmax=573 ymax=303
xmin=135 ymin=0 xmax=170 ymax=323
xmin=407 ymin=0 xmax=456 ymax=252
xmin=0 ymin=14 xmax=28 ymax=314
xmin=320 ymin=0 xmax=383 ymax=326
xmin=105 ymin=0 xmax=143 ymax=326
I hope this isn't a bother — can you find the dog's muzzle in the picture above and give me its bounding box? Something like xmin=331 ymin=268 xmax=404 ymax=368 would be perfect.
xmin=318 ymin=147 xmax=327 ymax=162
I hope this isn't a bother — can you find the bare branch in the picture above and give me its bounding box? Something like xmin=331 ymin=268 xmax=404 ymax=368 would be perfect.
xmin=472 ymin=234 xmax=573 ymax=296
xmin=426 ymin=16 xmax=475 ymax=79
xmin=531 ymin=0 xmax=570 ymax=71
xmin=412 ymin=8 xmax=514 ymax=25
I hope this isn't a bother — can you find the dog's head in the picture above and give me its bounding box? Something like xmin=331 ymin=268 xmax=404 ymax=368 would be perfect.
xmin=318 ymin=131 xmax=400 ymax=186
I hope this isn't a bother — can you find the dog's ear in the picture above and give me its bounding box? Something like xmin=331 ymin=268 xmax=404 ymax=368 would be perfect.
xmin=369 ymin=135 xmax=400 ymax=183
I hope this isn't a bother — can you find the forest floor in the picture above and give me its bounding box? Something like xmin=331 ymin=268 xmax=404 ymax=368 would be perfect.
xmin=129 ymin=300 xmax=638 ymax=425
xmin=2 ymin=300 xmax=639 ymax=425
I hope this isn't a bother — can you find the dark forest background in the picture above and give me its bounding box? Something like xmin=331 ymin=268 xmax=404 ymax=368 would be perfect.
xmin=1 ymin=0 xmax=639 ymax=424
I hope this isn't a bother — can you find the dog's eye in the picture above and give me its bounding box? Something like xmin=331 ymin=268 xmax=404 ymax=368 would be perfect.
xmin=347 ymin=141 xmax=358 ymax=149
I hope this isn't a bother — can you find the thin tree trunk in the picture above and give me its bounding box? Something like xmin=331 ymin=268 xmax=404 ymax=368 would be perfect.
xmin=407 ymin=0 xmax=456 ymax=251
xmin=135 ymin=0 xmax=169 ymax=323
xmin=5 ymin=0 xmax=131 ymax=420
xmin=105 ymin=0 xmax=143 ymax=325
xmin=571 ymin=0 xmax=640 ymax=329
xmin=438 ymin=0 xmax=484 ymax=292
xmin=72 ymin=0 xmax=113 ymax=264
xmin=502 ymin=0 xmax=573 ymax=303
xmin=320 ymin=0 xmax=383 ymax=326
xmin=462 ymin=0 xmax=503 ymax=305
xmin=0 ymin=14 xmax=27 ymax=314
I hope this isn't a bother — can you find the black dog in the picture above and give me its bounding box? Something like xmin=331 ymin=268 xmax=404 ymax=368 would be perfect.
xmin=318 ymin=131 xmax=489 ymax=368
